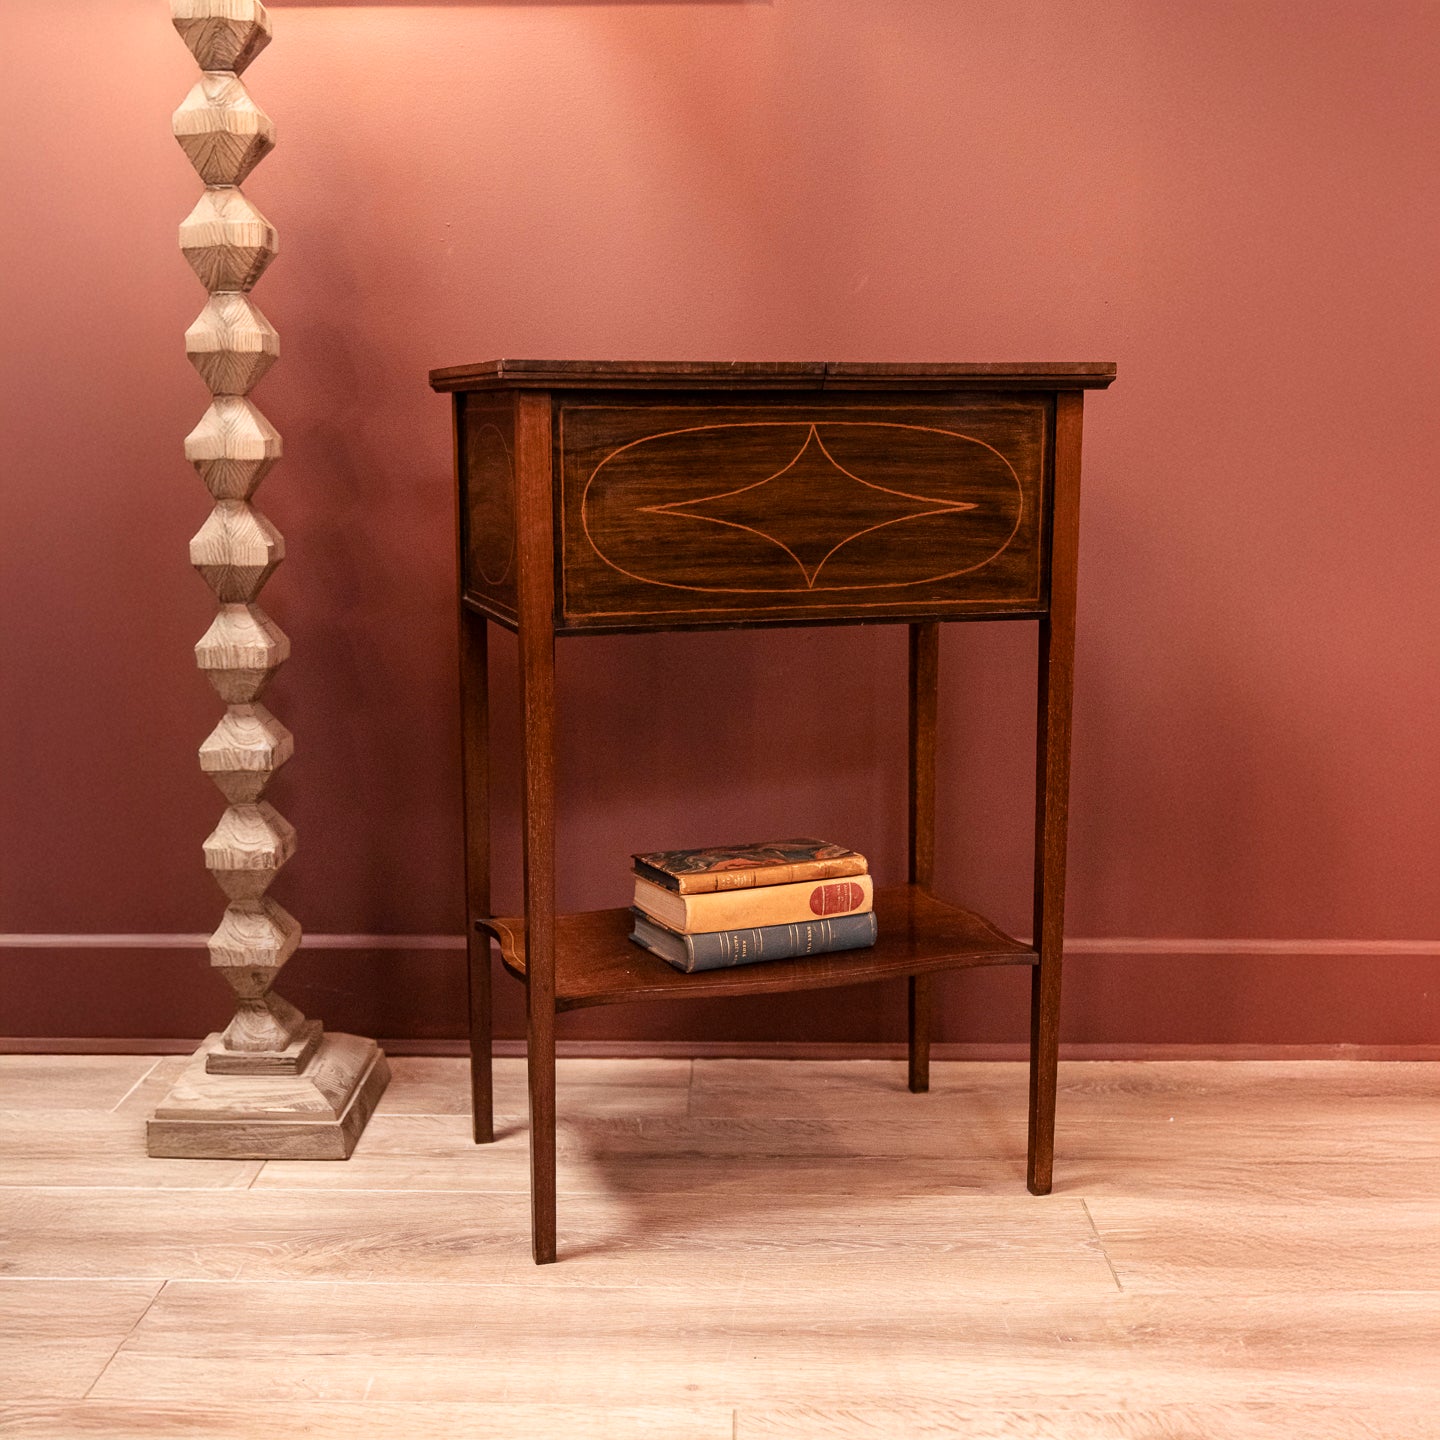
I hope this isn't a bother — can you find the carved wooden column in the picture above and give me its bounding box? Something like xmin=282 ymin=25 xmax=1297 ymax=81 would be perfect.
xmin=149 ymin=0 xmax=389 ymax=1159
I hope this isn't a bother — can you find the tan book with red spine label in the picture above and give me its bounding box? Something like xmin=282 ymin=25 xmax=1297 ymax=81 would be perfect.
xmin=632 ymin=838 xmax=868 ymax=895
xmin=632 ymin=873 xmax=874 ymax=935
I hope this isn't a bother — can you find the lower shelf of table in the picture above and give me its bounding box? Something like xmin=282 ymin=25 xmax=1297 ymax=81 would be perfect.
xmin=477 ymin=884 xmax=1036 ymax=1011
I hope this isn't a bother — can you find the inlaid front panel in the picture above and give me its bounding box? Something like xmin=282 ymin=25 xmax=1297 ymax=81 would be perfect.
xmin=557 ymin=397 xmax=1050 ymax=630
xmin=459 ymin=392 xmax=518 ymax=624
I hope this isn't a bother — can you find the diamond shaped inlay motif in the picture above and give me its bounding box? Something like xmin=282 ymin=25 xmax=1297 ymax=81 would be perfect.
xmin=645 ymin=426 xmax=976 ymax=586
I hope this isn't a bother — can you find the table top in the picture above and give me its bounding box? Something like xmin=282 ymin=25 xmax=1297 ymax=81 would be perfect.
xmin=429 ymin=359 xmax=1118 ymax=393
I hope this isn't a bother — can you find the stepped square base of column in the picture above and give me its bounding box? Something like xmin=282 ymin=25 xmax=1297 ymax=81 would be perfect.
xmin=147 ymin=1031 xmax=389 ymax=1159
xmin=206 ymin=1017 xmax=321 ymax=1075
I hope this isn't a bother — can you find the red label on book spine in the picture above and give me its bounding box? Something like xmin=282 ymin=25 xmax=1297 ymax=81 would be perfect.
xmin=810 ymin=881 xmax=865 ymax=916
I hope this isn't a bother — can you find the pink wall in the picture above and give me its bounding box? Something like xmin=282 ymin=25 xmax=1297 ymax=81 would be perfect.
xmin=2 ymin=0 xmax=1438 ymax=1047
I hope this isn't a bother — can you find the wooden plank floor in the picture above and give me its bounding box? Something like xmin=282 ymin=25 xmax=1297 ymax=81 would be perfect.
xmin=1 ymin=1056 xmax=1437 ymax=1438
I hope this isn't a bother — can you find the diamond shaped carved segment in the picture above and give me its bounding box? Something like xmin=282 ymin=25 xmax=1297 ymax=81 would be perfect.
xmin=220 ymin=989 xmax=308 ymax=1054
xmin=203 ymin=800 xmax=296 ymax=901
xmin=195 ymin=602 xmax=289 ymax=702
xmin=172 ymin=0 xmax=273 ymax=75
xmin=172 ymin=72 xmax=275 ymax=187
xmin=185 ymin=397 xmax=281 ymax=500
xmin=186 ymin=293 xmax=278 ymax=396
xmin=199 ymin=703 xmax=293 ymax=802
xmin=190 ymin=500 xmax=284 ymax=602
xmin=647 ymin=425 xmax=977 ymax=586
xmin=207 ymin=897 xmax=316 ymax=1067
xmin=209 ymin=895 xmax=300 ymax=972
xmin=180 ymin=187 xmax=277 ymax=292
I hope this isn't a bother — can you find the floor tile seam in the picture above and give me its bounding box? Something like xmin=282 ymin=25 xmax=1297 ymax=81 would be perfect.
xmin=1079 ymin=1198 xmax=1125 ymax=1294
xmin=107 ymin=1059 xmax=165 ymax=1115
xmin=78 ymin=1278 xmax=167 ymax=1401
xmin=708 ymin=1262 xmax=757 ymax=1378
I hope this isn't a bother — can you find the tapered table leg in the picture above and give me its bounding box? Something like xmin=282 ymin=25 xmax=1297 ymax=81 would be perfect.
xmin=907 ymin=622 xmax=939 ymax=1093
xmin=907 ymin=975 xmax=933 ymax=1093
xmin=513 ymin=391 xmax=558 ymax=1262
xmin=521 ymin=623 xmax=557 ymax=1262
xmin=527 ymin=962 xmax=557 ymax=1265
xmin=459 ymin=609 xmax=493 ymax=1143
xmin=1028 ymin=391 xmax=1084 ymax=1194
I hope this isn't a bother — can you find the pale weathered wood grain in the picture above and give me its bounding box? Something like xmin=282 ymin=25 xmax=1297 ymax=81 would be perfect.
xmin=375 ymin=1056 xmax=692 ymax=1117
xmin=695 ymin=1057 xmax=1440 ymax=1110
xmin=147 ymin=1035 xmax=389 ymax=1160
xmin=200 ymin=801 xmax=295 ymax=903
xmin=1050 ymin=1059 xmax=1440 ymax=1106
xmin=737 ymin=1403 xmax=1440 ymax=1440
xmin=0 ymin=1188 xmax=525 ymax=1283
xmin=89 ymin=1282 xmax=1440 ymax=1407
xmin=0 ymin=1281 xmax=160 ymax=1400
xmin=0 ymin=1186 xmax=1111 ymax=1297
xmin=114 ymin=1060 xmax=190 ymax=1116
xmin=148 ymin=0 xmax=388 ymax=1162
xmin=189 ymin=501 xmax=284 ymax=603
xmin=183 ymin=293 xmax=279 ymax=397
xmin=250 ymin=1056 xmax=1440 ymax=1202
xmin=178 ymin=186 xmax=276 ymax=292
xmin=1058 ymin=1113 xmax=1440 ymax=1202
xmin=0 ymin=1057 xmax=162 ymax=1112
xmin=197 ymin=704 xmax=292 ymax=803
xmin=183 ymin=397 xmax=281 ymax=501
xmin=193 ymin=603 xmax=288 ymax=704
xmin=1087 ymin=1198 xmax=1440 ymax=1293
xmin=171 ymin=73 xmax=274 ymax=187
xmin=251 ymin=1104 xmax=1033 ymax=1198
xmin=171 ymin=0 xmax=272 ymax=76
xmin=0 ymin=1113 xmax=260 ymax=1189
xmin=4 ymin=1056 xmax=1439 ymax=1432
xmin=205 ymin=897 xmax=299 ymax=974
xmin=15 ymin=1058 xmax=1439 ymax=1204
xmin=0 ymin=1402 xmax=733 ymax=1440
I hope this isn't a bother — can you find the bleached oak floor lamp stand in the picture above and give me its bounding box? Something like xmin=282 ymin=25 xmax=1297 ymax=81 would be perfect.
xmin=148 ymin=0 xmax=389 ymax=1159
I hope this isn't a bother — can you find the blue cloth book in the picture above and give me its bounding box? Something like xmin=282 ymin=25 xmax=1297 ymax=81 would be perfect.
xmin=628 ymin=907 xmax=878 ymax=974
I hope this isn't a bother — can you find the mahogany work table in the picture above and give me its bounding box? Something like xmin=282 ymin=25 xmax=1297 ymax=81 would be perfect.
xmin=429 ymin=359 xmax=1117 ymax=1263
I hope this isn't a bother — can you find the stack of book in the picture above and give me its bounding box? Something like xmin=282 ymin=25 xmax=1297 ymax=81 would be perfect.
xmin=628 ymin=839 xmax=877 ymax=973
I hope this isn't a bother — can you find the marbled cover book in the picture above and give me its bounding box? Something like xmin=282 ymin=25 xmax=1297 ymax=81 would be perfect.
xmin=633 ymin=838 xmax=867 ymax=894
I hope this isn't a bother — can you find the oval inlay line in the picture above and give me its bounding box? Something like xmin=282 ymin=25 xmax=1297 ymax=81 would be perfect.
xmin=467 ymin=421 xmax=516 ymax=588
xmin=579 ymin=420 xmax=1026 ymax=594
